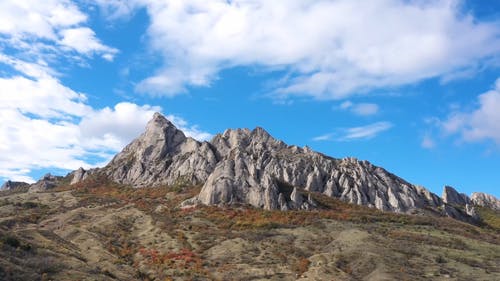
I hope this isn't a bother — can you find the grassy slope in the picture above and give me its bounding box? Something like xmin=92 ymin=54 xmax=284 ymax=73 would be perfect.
xmin=476 ymin=207 xmax=500 ymax=231
xmin=0 ymin=180 xmax=498 ymax=281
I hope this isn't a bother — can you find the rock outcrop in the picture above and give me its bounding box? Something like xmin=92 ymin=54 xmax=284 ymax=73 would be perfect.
xmin=63 ymin=113 xmax=499 ymax=221
xmin=442 ymin=186 xmax=470 ymax=206
xmin=1 ymin=180 xmax=29 ymax=190
xmin=471 ymin=192 xmax=500 ymax=211
xmin=439 ymin=186 xmax=500 ymax=221
xmin=196 ymin=127 xmax=443 ymax=212
xmin=69 ymin=168 xmax=90 ymax=185
xmin=28 ymin=173 xmax=63 ymax=192
xmin=101 ymin=113 xmax=218 ymax=187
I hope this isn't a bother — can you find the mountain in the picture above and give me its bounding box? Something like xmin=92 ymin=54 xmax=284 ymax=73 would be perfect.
xmin=64 ymin=113 xmax=496 ymax=222
xmin=0 ymin=180 xmax=29 ymax=191
xmin=89 ymin=113 xmax=438 ymax=212
xmin=2 ymin=113 xmax=500 ymax=281
xmin=7 ymin=113 xmax=499 ymax=222
xmin=102 ymin=113 xmax=217 ymax=188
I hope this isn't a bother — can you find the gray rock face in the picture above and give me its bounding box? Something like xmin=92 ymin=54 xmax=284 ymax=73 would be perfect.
xmin=28 ymin=173 xmax=62 ymax=192
xmin=197 ymin=127 xmax=442 ymax=212
xmin=1 ymin=180 xmax=29 ymax=190
xmin=465 ymin=204 xmax=480 ymax=220
xmin=65 ymin=113 xmax=497 ymax=220
xmin=442 ymin=204 xmax=475 ymax=223
xmin=442 ymin=186 xmax=470 ymax=206
xmin=438 ymin=186 xmax=500 ymax=222
xmin=70 ymin=167 xmax=89 ymax=185
xmin=102 ymin=113 xmax=218 ymax=187
xmin=471 ymin=192 xmax=500 ymax=210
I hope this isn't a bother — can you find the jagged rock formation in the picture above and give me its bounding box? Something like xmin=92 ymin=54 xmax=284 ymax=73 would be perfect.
xmin=442 ymin=185 xmax=470 ymax=206
xmin=70 ymin=167 xmax=89 ymax=185
xmin=86 ymin=114 xmax=445 ymax=213
xmin=1 ymin=180 xmax=29 ymax=190
xmin=102 ymin=113 xmax=218 ymax=187
xmin=61 ymin=113 xmax=499 ymax=221
xmin=196 ymin=127 xmax=442 ymax=212
xmin=440 ymin=186 xmax=500 ymax=221
xmin=471 ymin=192 xmax=500 ymax=211
xmin=28 ymin=173 xmax=63 ymax=192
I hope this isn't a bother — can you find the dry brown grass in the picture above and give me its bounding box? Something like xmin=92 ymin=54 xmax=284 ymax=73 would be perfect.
xmin=1 ymin=177 xmax=498 ymax=281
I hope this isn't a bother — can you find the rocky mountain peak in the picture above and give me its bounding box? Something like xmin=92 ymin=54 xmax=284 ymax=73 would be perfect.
xmin=143 ymin=112 xmax=186 ymax=150
xmin=1 ymin=180 xmax=29 ymax=190
xmin=217 ymin=126 xmax=274 ymax=143
xmin=146 ymin=112 xmax=178 ymax=133
xmin=102 ymin=113 xmax=216 ymax=187
xmin=59 ymin=113 xmax=498 ymax=224
xmin=251 ymin=126 xmax=270 ymax=138
xmin=471 ymin=192 xmax=500 ymax=210
xmin=28 ymin=173 xmax=62 ymax=192
xmin=442 ymin=185 xmax=470 ymax=206
xmin=210 ymin=126 xmax=285 ymax=160
xmin=112 ymin=112 xmax=186 ymax=163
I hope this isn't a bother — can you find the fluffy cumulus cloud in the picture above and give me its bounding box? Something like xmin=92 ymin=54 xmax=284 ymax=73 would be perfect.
xmin=97 ymin=0 xmax=499 ymax=99
xmin=0 ymin=0 xmax=210 ymax=183
xmin=0 ymin=0 xmax=118 ymax=62
xmin=79 ymin=103 xmax=212 ymax=153
xmin=0 ymin=73 xmax=158 ymax=182
xmin=0 ymin=64 xmax=212 ymax=182
xmin=0 ymin=93 xmax=210 ymax=183
xmin=0 ymin=60 xmax=212 ymax=183
xmin=163 ymin=114 xmax=213 ymax=141
xmin=0 ymin=75 xmax=91 ymax=118
xmin=59 ymin=27 xmax=118 ymax=60
xmin=313 ymin=121 xmax=392 ymax=141
xmin=442 ymin=78 xmax=500 ymax=145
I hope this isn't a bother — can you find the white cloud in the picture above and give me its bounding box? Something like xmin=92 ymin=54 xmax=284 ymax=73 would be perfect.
xmin=97 ymin=0 xmax=499 ymax=98
xmin=342 ymin=122 xmax=393 ymax=140
xmin=313 ymin=121 xmax=392 ymax=141
xmin=0 ymin=109 xmax=87 ymax=183
xmin=93 ymin=0 xmax=143 ymax=20
xmin=0 ymin=0 xmax=209 ymax=184
xmin=0 ymin=75 xmax=91 ymax=118
xmin=442 ymin=78 xmax=500 ymax=144
xmin=0 ymin=61 xmax=209 ymax=183
xmin=0 ymin=168 xmax=35 ymax=183
xmin=0 ymin=0 xmax=86 ymax=39
xmin=164 ymin=114 xmax=213 ymax=141
xmin=312 ymin=133 xmax=334 ymax=142
xmin=0 ymin=95 xmax=211 ymax=183
xmin=338 ymin=101 xmax=379 ymax=116
xmin=79 ymin=102 xmax=161 ymax=151
xmin=59 ymin=27 xmax=118 ymax=60
xmin=421 ymin=135 xmax=436 ymax=149
xmin=351 ymin=103 xmax=379 ymax=116
xmin=0 ymin=0 xmax=117 ymax=66
xmin=0 ymin=55 xmax=56 ymax=79
xmin=339 ymin=101 xmax=353 ymax=110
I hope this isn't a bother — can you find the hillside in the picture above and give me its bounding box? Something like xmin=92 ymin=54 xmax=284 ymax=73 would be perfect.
xmin=1 ymin=113 xmax=500 ymax=281
xmin=0 ymin=180 xmax=499 ymax=281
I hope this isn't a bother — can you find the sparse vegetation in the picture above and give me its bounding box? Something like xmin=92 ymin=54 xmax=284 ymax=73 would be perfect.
xmin=477 ymin=206 xmax=500 ymax=231
xmin=0 ymin=180 xmax=498 ymax=280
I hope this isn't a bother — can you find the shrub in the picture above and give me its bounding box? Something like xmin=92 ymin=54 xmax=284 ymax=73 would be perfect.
xmin=292 ymin=257 xmax=310 ymax=276
xmin=1 ymin=235 xmax=20 ymax=248
xmin=435 ymin=255 xmax=446 ymax=264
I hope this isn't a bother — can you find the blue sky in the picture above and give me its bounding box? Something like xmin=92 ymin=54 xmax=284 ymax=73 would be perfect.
xmin=0 ymin=0 xmax=499 ymax=198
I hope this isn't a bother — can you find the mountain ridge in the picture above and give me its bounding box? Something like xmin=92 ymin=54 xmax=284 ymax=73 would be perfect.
xmin=3 ymin=113 xmax=499 ymax=224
